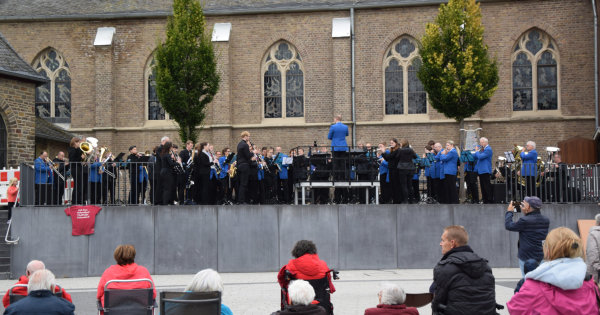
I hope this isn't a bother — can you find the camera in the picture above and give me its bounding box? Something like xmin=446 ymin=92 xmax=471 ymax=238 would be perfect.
xmin=511 ymin=200 xmax=522 ymax=213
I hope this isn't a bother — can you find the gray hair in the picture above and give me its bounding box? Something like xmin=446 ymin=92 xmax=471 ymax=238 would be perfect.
xmin=28 ymin=269 xmax=55 ymax=292
xmin=480 ymin=137 xmax=489 ymax=144
xmin=595 ymin=213 xmax=600 ymax=225
xmin=379 ymin=282 xmax=406 ymax=305
xmin=526 ymin=141 xmax=536 ymax=149
xmin=26 ymin=260 xmax=45 ymax=276
xmin=288 ymin=280 xmax=315 ymax=306
xmin=185 ymin=269 xmax=224 ymax=293
xmin=161 ymin=136 xmax=170 ymax=143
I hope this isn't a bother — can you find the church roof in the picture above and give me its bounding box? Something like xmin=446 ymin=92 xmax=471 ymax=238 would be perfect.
xmin=0 ymin=32 xmax=47 ymax=83
xmin=0 ymin=0 xmax=459 ymax=20
xmin=35 ymin=117 xmax=76 ymax=143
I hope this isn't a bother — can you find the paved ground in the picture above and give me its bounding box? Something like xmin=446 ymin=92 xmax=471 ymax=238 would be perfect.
xmin=0 ymin=268 xmax=521 ymax=315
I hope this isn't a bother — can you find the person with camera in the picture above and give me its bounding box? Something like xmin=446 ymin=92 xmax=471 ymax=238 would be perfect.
xmin=505 ymin=196 xmax=549 ymax=277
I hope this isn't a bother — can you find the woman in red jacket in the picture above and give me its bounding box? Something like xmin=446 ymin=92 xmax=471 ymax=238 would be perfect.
xmin=278 ymin=240 xmax=335 ymax=314
xmin=97 ymin=244 xmax=156 ymax=307
xmin=7 ymin=177 xmax=18 ymax=223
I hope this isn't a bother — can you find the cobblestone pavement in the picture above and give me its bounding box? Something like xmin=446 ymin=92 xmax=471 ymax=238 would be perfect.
xmin=0 ymin=268 xmax=521 ymax=315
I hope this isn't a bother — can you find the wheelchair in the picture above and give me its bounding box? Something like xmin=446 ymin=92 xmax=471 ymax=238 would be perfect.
xmin=279 ymin=269 xmax=339 ymax=315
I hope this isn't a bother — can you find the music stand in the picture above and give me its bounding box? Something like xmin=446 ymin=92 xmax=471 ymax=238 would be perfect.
xmin=114 ymin=152 xmax=126 ymax=162
xmin=504 ymin=151 xmax=515 ymax=163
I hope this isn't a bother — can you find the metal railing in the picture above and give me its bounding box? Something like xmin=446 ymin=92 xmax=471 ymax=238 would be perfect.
xmin=20 ymin=161 xmax=156 ymax=206
xmin=498 ymin=163 xmax=600 ymax=204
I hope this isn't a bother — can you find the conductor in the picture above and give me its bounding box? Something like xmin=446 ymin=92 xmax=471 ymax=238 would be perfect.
xmin=328 ymin=114 xmax=349 ymax=203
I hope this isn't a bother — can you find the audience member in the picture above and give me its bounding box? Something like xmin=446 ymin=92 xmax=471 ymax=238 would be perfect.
xmin=513 ymin=259 xmax=539 ymax=293
xmin=272 ymin=280 xmax=327 ymax=315
xmin=4 ymin=269 xmax=74 ymax=315
xmin=505 ymin=196 xmax=549 ymax=276
xmin=586 ymin=213 xmax=600 ymax=283
xmin=364 ymin=283 xmax=418 ymax=315
xmin=278 ymin=240 xmax=335 ymax=314
xmin=430 ymin=225 xmax=496 ymax=314
xmin=507 ymin=227 xmax=599 ymax=314
xmin=179 ymin=269 xmax=233 ymax=315
xmin=96 ymin=244 xmax=156 ymax=306
xmin=2 ymin=259 xmax=72 ymax=307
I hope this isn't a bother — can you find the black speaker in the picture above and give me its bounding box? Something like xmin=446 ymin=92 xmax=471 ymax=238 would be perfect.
xmin=492 ymin=183 xmax=506 ymax=203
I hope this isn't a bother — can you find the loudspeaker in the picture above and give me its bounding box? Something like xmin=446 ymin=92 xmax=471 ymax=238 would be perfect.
xmin=492 ymin=183 xmax=506 ymax=204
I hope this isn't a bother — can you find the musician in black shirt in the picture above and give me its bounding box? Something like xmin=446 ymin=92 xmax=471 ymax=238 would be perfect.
xmin=127 ymin=145 xmax=142 ymax=204
xmin=236 ymin=131 xmax=255 ymax=204
xmin=68 ymin=137 xmax=87 ymax=205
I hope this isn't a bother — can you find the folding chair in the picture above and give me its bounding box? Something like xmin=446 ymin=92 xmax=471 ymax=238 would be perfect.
xmin=9 ymin=283 xmax=65 ymax=305
xmin=160 ymin=291 xmax=221 ymax=315
xmin=97 ymin=278 xmax=155 ymax=315
xmin=404 ymin=293 xmax=433 ymax=308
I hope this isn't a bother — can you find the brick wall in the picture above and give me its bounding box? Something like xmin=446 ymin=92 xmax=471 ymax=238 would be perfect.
xmin=0 ymin=78 xmax=36 ymax=167
xmin=0 ymin=0 xmax=595 ymax=159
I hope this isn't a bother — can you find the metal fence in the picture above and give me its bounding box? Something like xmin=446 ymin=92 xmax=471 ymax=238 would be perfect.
xmin=20 ymin=162 xmax=156 ymax=206
xmin=498 ymin=163 xmax=600 ymax=204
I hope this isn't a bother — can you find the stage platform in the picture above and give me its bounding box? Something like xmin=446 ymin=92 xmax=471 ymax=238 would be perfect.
xmin=9 ymin=204 xmax=598 ymax=278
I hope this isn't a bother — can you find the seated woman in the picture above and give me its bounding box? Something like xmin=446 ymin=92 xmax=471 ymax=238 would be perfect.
xmin=178 ymin=268 xmax=233 ymax=315
xmin=272 ymin=280 xmax=326 ymax=315
xmin=507 ymin=227 xmax=599 ymax=314
xmin=364 ymin=283 xmax=419 ymax=315
xmin=278 ymin=240 xmax=335 ymax=314
xmin=97 ymin=244 xmax=156 ymax=307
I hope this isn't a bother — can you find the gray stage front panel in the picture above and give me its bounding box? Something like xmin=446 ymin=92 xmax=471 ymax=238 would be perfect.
xmin=155 ymin=206 xmax=218 ymax=274
xmin=217 ymin=206 xmax=279 ymax=272
xmin=278 ymin=205 xmax=339 ymax=269
xmin=397 ymin=204 xmax=452 ymax=269
xmin=11 ymin=207 xmax=89 ymax=278
xmin=88 ymin=206 xmax=155 ymax=276
xmin=338 ymin=205 xmax=397 ymax=269
xmin=453 ymin=205 xmax=513 ymax=268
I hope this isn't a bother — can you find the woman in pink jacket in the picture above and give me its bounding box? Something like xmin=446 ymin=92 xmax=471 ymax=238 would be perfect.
xmin=507 ymin=227 xmax=599 ymax=314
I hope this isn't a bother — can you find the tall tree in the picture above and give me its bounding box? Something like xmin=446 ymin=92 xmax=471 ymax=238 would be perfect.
xmin=155 ymin=0 xmax=220 ymax=143
xmin=418 ymin=0 xmax=498 ymax=123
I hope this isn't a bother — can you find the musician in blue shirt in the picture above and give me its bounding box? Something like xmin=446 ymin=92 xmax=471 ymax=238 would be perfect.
xmin=440 ymin=140 xmax=459 ymax=204
xmin=34 ymin=151 xmax=52 ymax=205
xmin=433 ymin=143 xmax=444 ymax=203
xmin=473 ymin=137 xmax=493 ymax=203
xmin=520 ymin=141 xmax=538 ymax=197
xmin=328 ymin=114 xmax=349 ymax=203
xmin=377 ymin=143 xmax=391 ymax=204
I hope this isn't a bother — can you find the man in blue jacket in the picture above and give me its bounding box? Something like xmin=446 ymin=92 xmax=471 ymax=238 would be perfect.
xmin=328 ymin=114 xmax=348 ymax=203
xmin=440 ymin=141 xmax=459 ymax=204
xmin=34 ymin=151 xmax=52 ymax=205
xmin=505 ymin=196 xmax=549 ymax=277
xmin=520 ymin=141 xmax=538 ymax=197
xmin=4 ymin=269 xmax=75 ymax=315
xmin=474 ymin=137 xmax=493 ymax=204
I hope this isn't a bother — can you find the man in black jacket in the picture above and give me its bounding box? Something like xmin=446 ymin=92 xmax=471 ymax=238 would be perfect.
xmin=431 ymin=225 xmax=496 ymax=315
xmin=236 ymin=131 xmax=255 ymax=204
xmin=505 ymin=196 xmax=549 ymax=276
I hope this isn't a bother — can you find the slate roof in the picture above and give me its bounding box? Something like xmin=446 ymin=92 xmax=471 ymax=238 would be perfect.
xmin=0 ymin=32 xmax=47 ymax=83
xmin=35 ymin=117 xmax=76 ymax=143
xmin=0 ymin=0 xmax=453 ymax=20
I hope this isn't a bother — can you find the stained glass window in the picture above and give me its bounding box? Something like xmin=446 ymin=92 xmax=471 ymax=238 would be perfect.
xmin=384 ymin=36 xmax=426 ymax=115
xmin=512 ymin=29 xmax=559 ymax=112
xmin=146 ymin=58 xmax=167 ymax=120
xmin=263 ymin=41 xmax=304 ymax=119
xmin=33 ymin=48 xmax=71 ymax=123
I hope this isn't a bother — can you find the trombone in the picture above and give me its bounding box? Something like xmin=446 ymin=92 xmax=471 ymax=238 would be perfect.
xmin=98 ymin=148 xmax=116 ymax=178
xmin=46 ymin=157 xmax=65 ymax=181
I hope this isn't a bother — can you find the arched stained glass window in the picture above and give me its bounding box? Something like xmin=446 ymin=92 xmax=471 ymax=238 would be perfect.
xmin=263 ymin=41 xmax=304 ymax=118
xmin=33 ymin=48 xmax=71 ymax=123
xmin=145 ymin=57 xmax=168 ymax=120
xmin=512 ymin=29 xmax=559 ymax=111
xmin=384 ymin=36 xmax=426 ymax=115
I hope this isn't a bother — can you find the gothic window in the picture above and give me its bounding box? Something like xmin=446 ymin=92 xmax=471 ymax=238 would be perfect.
xmin=33 ymin=48 xmax=71 ymax=123
xmin=384 ymin=36 xmax=427 ymax=115
xmin=263 ymin=41 xmax=304 ymax=119
xmin=145 ymin=57 xmax=168 ymax=120
xmin=512 ymin=29 xmax=559 ymax=111
xmin=0 ymin=115 xmax=6 ymax=170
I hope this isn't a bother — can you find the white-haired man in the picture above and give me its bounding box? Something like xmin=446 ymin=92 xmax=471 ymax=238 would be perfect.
xmin=364 ymin=283 xmax=418 ymax=314
xmin=273 ymin=279 xmax=327 ymax=315
xmin=4 ymin=269 xmax=74 ymax=314
xmin=586 ymin=213 xmax=600 ymax=283
xmin=3 ymin=260 xmax=72 ymax=307
xmin=520 ymin=140 xmax=538 ymax=197
xmin=474 ymin=137 xmax=493 ymax=203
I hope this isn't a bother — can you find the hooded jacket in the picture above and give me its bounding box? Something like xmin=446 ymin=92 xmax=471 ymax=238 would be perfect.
xmin=431 ymin=246 xmax=496 ymax=315
xmin=586 ymin=225 xmax=600 ymax=279
xmin=507 ymin=257 xmax=599 ymax=314
xmin=277 ymin=254 xmax=335 ymax=293
xmin=96 ymin=262 xmax=156 ymax=306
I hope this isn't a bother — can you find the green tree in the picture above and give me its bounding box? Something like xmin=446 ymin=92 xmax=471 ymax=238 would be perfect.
xmin=155 ymin=0 xmax=220 ymax=143
xmin=418 ymin=0 xmax=498 ymax=123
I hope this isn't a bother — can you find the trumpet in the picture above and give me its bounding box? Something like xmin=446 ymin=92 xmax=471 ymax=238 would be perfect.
xmin=171 ymin=149 xmax=185 ymax=174
xmin=46 ymin=158 xmax=65 ymax=181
